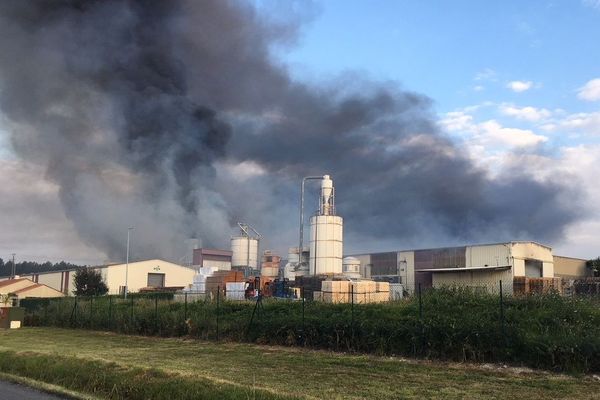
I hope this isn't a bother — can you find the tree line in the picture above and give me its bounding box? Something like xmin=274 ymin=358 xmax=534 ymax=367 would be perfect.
xmin=0 ymin=259 xmax=87 ymax=278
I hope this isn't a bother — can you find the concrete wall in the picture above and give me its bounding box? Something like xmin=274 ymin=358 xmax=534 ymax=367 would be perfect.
xmin=553 ymin=255 xmax=589 ymax=278
xmin=104 ymin=259 xmax=195 ymax=295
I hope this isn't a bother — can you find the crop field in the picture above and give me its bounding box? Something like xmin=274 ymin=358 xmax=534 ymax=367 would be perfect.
xmin=0 ymin=327 xmax=598 ymax=400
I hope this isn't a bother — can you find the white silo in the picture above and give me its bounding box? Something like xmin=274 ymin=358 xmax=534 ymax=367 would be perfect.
xmin=231 ymin=223 xmax=260 ymax=272
xmin=342 ymin=257 xmax=361 ymax=279
xmin=309 ymin=175 xmax=343 ymax=275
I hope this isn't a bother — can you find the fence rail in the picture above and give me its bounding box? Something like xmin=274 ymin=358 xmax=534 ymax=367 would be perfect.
xmin=18 ymin=280 xmax=600 ymax=373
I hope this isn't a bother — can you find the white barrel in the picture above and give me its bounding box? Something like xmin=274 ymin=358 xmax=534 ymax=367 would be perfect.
xmin=309 ymin=215 xmax=343 ymax=275
xmin=231 ymin=236 xmax=259 ymax=269
xmin=342 ymin=256 xmax=362 ymax=279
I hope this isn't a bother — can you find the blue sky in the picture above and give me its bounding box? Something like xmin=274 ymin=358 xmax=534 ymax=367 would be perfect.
xmin=266 ymin=0 xmax=600 ymax=257
xmin=278 ymin=0 xmax=600 ymax=114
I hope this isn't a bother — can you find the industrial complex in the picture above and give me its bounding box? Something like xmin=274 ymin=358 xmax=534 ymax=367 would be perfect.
xmin=0 ymin=175 xmax=594 ymax=302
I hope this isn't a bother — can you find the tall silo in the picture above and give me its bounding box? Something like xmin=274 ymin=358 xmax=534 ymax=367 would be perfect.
xmin=231 ymin=223 xmax=260 ymax=274
xmin=309 ymin=175 xmax=343 ymax=275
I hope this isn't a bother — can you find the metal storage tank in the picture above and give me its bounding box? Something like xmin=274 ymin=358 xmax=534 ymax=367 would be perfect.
xmin=342 ymin=256 xmax=361 ymax=279
xmin=231 ymin=223 xmax=260 ymax=270
xmin=308 ymin=175 xmax=343 ymax=275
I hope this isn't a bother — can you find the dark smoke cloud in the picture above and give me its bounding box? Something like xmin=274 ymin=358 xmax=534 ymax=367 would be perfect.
xmin=0 ymin=0 xmax=582 ymax=261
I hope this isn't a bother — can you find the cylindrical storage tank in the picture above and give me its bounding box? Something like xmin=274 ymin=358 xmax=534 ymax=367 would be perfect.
xmin=309 ymin=215 xmax=343 ymax=275
xmin=231 ymin=236 xmax=259 ymax=269
xmin=342 ymin=257 xmax=362 ymax=279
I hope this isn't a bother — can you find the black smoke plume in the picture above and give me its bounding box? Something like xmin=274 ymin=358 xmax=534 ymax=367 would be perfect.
xmin=0 ymin=0 xmax=581 ymax=260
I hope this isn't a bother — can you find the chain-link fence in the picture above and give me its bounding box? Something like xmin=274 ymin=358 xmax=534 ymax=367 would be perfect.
xmin=18 ymin=279 xmax=600 ymax=372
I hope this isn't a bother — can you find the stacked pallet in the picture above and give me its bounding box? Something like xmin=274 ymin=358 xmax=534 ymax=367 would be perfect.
xmin=318 ymin=280 xmax=390 ymax=304
xmin=513 ymin=277 xmax=563 ymax=295
xmin=206 ymin=270 xmax=245 ymax=298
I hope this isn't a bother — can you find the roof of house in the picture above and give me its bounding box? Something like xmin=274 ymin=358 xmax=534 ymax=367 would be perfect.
xmin=0 ymin=278 xmax=28 ymax=288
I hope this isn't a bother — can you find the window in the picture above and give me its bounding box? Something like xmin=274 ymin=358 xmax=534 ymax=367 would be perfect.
xmin=147 ymin=273 xmax=165 ymax=288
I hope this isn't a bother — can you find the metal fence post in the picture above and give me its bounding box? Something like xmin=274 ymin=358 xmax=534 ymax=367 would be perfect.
xmin=418 ymin=283 xmax=424 ymax=355
xmin=89 ymin=296 xmax=93 ymax=329
xmin=130 ymin=295 xmax=134 ymax=331
xmin=499 ymin=280 xmax=505 ymax=340
xmin=351 ymin=285 xmax=355 ymax=347
xmin=155 ymin=295 xmax=159 ymax=334
xmin=184 ymin=292 xmax=188 ymax=321
xmin=108 ymin=296 xmax=112 ymax=330
xmin=216 ymin=285 xmax=220 ymax=342
xmin=302 ymin=287 xmax=305 ymax=345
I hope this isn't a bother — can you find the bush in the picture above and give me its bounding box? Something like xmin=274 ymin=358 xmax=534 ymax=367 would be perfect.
xmin=21 ymin=289 xmax=600 ymax=373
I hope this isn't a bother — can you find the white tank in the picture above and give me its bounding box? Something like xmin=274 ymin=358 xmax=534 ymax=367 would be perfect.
xmin=309 ymin=215 xmax=343 ymax=275
xmin=342 ymin=256 xmax=362 ymax=279
xmin=231 ymin=236 xmax=259 ymax=269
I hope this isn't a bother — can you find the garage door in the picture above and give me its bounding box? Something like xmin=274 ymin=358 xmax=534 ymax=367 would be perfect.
xmin=147 ymin=273 xmax=165 ymax=288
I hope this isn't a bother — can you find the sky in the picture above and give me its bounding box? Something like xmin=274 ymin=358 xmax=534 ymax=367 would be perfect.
xmin=0 ymin=0 xmax=598 ymax=265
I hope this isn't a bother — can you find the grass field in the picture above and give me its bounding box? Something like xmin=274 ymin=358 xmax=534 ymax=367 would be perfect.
xmin=0 ymin=328 xmax=598 ymax=400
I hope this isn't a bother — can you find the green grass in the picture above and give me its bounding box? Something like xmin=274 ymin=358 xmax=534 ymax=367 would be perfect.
xmin=0 ymin=327 xmax=598 ymax=400
xmin=22 ymin=289 xmax=600 ymax=372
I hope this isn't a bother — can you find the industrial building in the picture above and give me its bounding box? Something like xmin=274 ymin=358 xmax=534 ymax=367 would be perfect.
xmin=14 ymin=259 xmax=196 ymax=295
xmin=192 ymin=248 xmax=232 ymax=270
xmin=348 ymin=242 xmax=590 ymax=294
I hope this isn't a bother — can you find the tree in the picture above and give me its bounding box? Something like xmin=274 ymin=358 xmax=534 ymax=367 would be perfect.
xmin=73 ymin=268 xmax=108 ymax=296
xmin=586 ymin=257 xmax=600 ymax=277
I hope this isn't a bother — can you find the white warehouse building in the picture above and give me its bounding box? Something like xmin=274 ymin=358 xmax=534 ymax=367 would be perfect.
xmin=349 ymin=241 xmax=561 ymax=294
xmin=14 ymin=259 xmax=196 ymax=296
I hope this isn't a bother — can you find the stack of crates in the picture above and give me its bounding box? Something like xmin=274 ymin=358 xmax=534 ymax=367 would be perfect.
xmin=317 ymin=280 xmax=390 ymax=303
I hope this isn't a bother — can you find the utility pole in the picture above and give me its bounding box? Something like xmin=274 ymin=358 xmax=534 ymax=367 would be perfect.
xmin=11 ymin=253 xmax=16 ymax=279
xmin=124 ymin=227 xmax=133 ymax=299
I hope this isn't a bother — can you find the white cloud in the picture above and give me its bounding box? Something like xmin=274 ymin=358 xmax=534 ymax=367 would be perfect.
xmin=560 ymin=111 xmax=600 ymax=135
xmin=473 ymin=85 xmax=484 ymax=92
xmin=478 ymin=120 xmax=548 ymax=148
xmin=506 ymin=80 xmax=533 ymax=92
xmin=499 ymin=104 xmax=551 ymax=121
xmin=441 ymin=111 xmax=547 ymax=148
xmin=577 ymin=78 xmax=600 ymax=101
xmin=439 ymin=111 xmax=473 ymax=132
